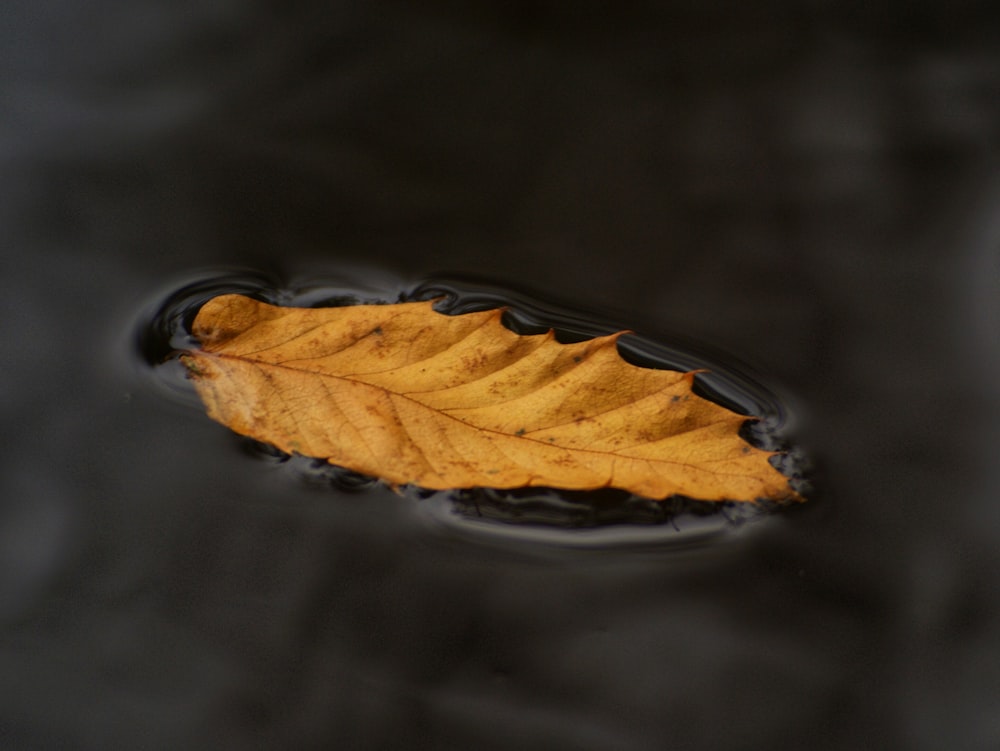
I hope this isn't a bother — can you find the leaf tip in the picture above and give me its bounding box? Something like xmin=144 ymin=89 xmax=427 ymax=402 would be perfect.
xmin=683 ymin=367 xmax=711 ymax=381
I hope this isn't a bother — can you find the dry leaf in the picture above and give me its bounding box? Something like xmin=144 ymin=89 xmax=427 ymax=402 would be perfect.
xmin=180 ymin=294 xmax=800 ymax=502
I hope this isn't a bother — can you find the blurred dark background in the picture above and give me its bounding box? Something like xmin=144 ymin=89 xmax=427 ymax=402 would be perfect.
xmin=2 ymin=2 xmax=999 ymax=749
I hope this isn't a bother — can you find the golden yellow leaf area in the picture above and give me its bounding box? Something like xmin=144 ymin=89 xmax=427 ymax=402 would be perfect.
xmin=180 ymin=294 xmax=801 ymax=502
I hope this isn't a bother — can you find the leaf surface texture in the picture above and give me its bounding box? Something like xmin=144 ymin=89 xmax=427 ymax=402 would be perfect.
xmin=182 ymin=294 xmax=799 ymax=502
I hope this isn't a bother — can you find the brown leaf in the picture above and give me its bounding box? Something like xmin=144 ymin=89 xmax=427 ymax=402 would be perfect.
xmin=180 ymin=294 xmax=801 ymax=502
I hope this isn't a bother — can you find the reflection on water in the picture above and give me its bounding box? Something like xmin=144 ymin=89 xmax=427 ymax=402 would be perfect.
xmin=418 ymin=491 xmax=781 ymax=551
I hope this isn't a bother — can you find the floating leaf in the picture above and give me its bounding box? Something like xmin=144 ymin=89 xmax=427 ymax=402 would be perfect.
xmin=180 ymin=294 xmax=801 ymax=502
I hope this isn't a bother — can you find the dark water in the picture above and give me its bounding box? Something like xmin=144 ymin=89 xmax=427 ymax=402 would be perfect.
xmin=3 ymin=3 xmax=999 ymax=750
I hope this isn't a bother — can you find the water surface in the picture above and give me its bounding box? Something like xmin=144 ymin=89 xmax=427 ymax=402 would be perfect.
xmin=2 ymin=4 xmax=998 ymax=749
